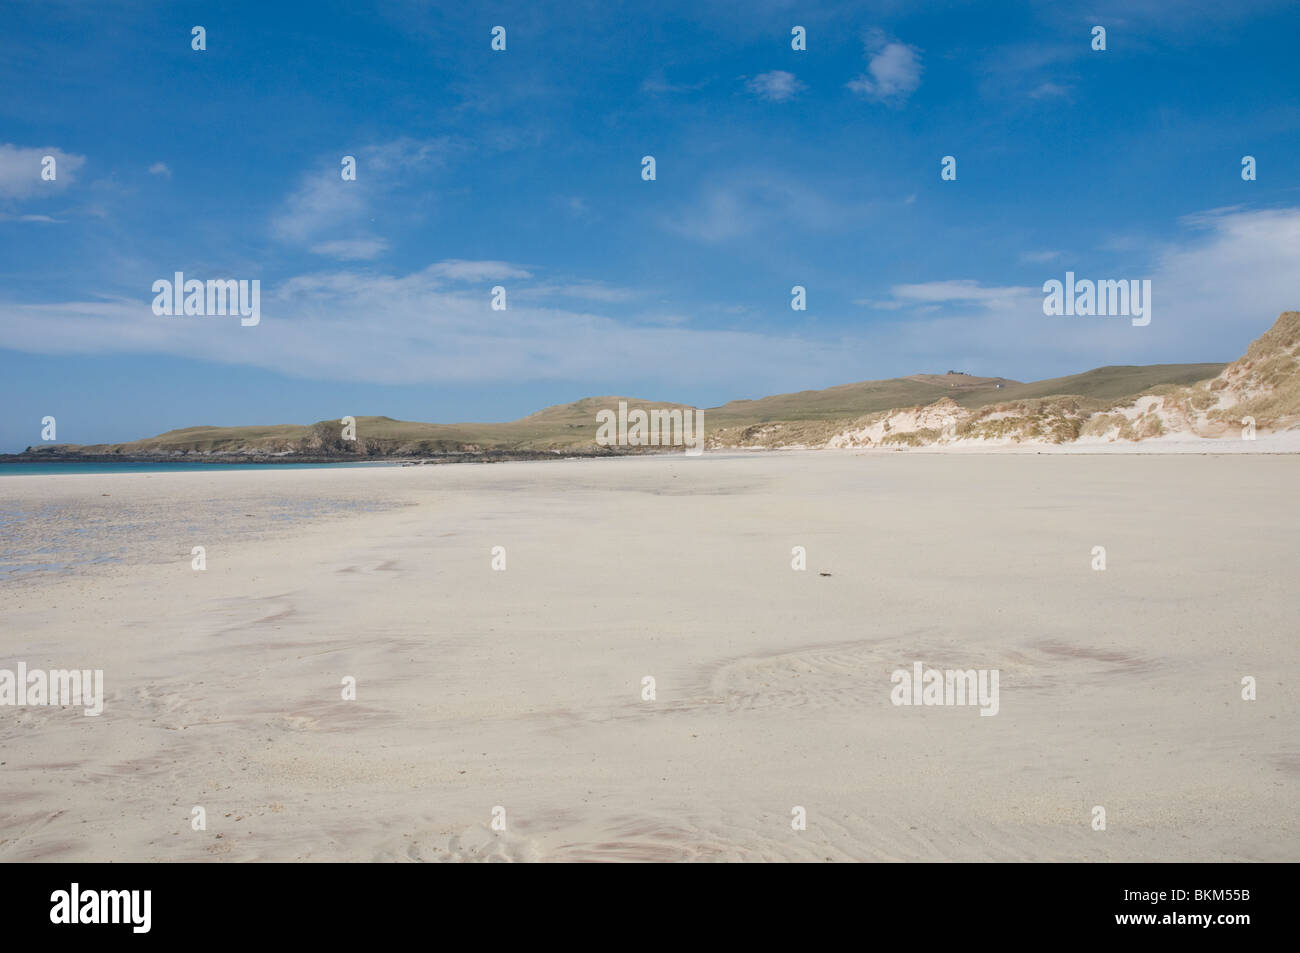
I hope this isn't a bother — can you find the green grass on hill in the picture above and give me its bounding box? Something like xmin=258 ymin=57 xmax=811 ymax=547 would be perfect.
xmin=43 ymin=363 xmax=1228 ymax=456
xmin=951 ymin=363 xmax=1225 ymax=408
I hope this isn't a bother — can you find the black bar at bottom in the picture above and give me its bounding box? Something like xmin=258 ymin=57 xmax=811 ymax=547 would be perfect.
xmin=3 ymin=861 xmax=1282 ymax=940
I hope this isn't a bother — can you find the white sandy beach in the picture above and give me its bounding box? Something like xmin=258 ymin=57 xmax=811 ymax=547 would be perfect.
xmin=1 ymin=451 xmax=1297 ymax=861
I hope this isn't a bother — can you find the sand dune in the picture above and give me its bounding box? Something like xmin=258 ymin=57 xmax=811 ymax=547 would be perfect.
xmin=820 ymin=312 xmax=1300 ymax=450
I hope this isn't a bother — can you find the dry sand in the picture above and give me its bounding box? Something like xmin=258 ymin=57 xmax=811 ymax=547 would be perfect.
xmin=1 ymin=451 xmax=1297 ymax=861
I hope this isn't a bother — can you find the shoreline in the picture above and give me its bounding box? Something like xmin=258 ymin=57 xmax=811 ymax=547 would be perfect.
xmin=18 ymin=434 xmax=1289 ymax=464
xmin=4 ymin=430 xmax=1300 ymax=472
xmin=0 ymin=449 xmax=631 ymax=467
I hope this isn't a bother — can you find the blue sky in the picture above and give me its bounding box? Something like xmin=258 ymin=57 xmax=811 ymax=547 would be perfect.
xmin=2 ymin=0 xmax=1299 ymax=450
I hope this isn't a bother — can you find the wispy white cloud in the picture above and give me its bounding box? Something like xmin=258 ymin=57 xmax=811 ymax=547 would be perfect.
xmin=641 ymin=72 xmax=708 ymax=95
xmin=428 ymin=259 xmax=532 ymax=281
xmin=889 ymin=279 xmax=1035 ymax=304
xmin=270 ymin=138 xmax=452 ymax=256
xmin=560 ymin=195 xmax=593 ymax=219
xmin=1029 ymin=82 xmax=1071 ymax=100
xmin=663 ymin=174 xmax=854 ymax=243
xmin=0 ymin=212 xmax=63 ymax=223
xmin=975 ymin=41 xmax=1079 ymax=103
xmin=746 ymin=70 xmax=805 ymax=102
xmin=870 ymin=207 xmax=1300 ymax=376
xmin=147 ymin=162 xmax=172 ymax=178
xmin=270 ymin=169 xmax=368 ymax=244
xmin=3 ymin=211 xmax=1294 ymax=395
xmin=0 ymin=264 xmax=855 ymax=395
xmin=310 ymin=238 xmax=390 ymax=261
xmin=847 ymin=32 xmax=922 ymax=103
xmin=0 ymin=144 xmax=85 ymax=199
xmin=523 ymin=280 xmax=638 ymax=303
xmin=856 ymin=279 xmax=1035 ymax=313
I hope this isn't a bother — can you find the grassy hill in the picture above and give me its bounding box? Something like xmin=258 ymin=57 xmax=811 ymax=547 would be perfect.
xmin=706 ymin=373 xmax=1018 ymax=425
xmin=22 ymin=362 xmax=1228 ymax=458
xmin=956 ymin=363 xmax=1225 ymax=407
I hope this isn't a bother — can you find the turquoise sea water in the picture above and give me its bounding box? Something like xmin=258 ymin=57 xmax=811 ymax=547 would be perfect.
xmin=0 ymin=461 xmax=393 ymax=476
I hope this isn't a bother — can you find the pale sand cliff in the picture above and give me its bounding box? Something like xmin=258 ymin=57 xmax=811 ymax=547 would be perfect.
xmin=2 ymin=452 xmax=1297 ymax=861
xmin=760 ymin=311 xmax=1300 ymax=451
